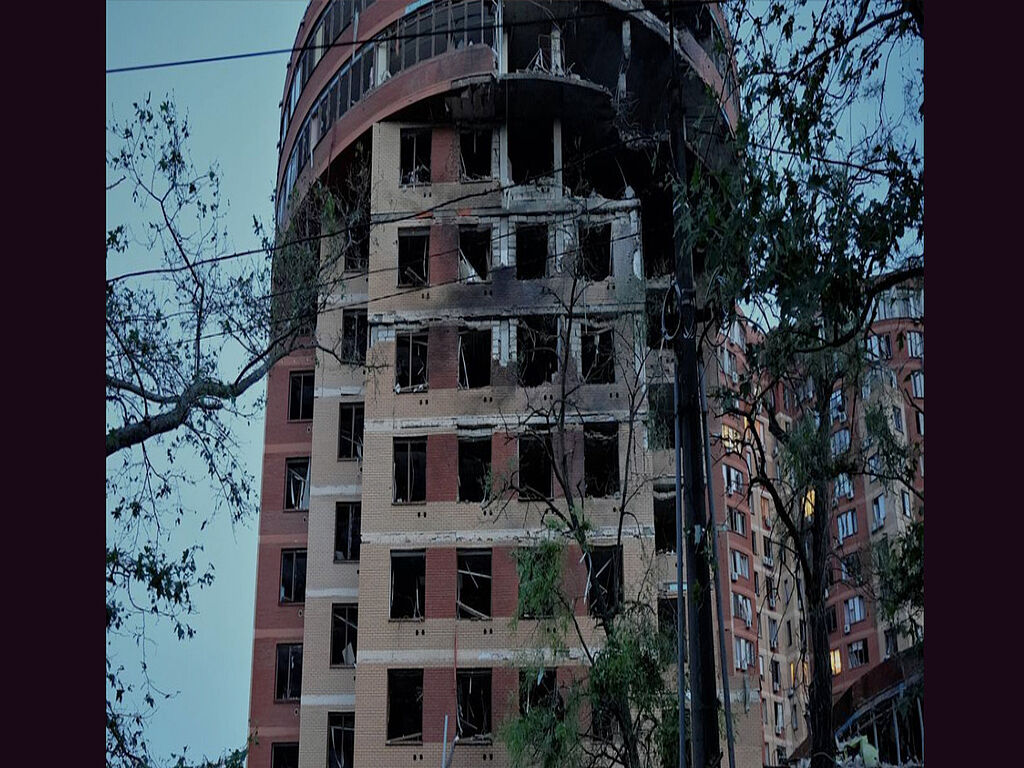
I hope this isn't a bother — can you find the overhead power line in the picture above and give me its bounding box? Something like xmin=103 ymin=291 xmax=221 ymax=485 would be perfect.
xmin=106 ymin=1 xmax=726 ymax=74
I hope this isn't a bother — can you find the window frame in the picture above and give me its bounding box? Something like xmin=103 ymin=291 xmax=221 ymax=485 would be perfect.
xmin=337 ymin=402 xmax=365 ymax=460
xmin=275 ymin=643 xmax=303 ymax=701
xmin=334 ymin=502 xmax=362 ymax=562
xmin=330 ymin=603 xmax=359 ymax=667
xmin=279 ymin=548 xmax=308 ymax=605
xmin=393 ymin=437 xmax=428 ymax=504
xmin=288 ymin=370 xmax=315 ymax=422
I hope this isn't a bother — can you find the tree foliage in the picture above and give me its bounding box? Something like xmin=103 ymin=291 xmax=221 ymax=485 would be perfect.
xmin=105 ymin=95 xmax=368 ymax=767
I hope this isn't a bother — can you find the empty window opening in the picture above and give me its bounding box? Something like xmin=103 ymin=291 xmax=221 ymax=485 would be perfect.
xmin=279 ymin=549 xmax=307 ymax=604
xmin=327 ymin=713 xmax=354 ymax=768
xmin=340 ymin=309 xmax=368 ymax=363
xmin=387 ymin=669 xmax=424 ymax=743
xmin=398 ymin=229 xmax=430 ymax=287
xmin=588 ymin=545 xmax=623 ymax=618
xmin=592 ymin=697 xmax=617 ymax=741
xmin=396 ymin=331 xmax=429 ymax=391
xmin=330 ymin=603 xmax=358 ymax=666
xmin=641 ymin=194 xmax=674 ymax=278
xmin=457 ymin=548 xmax=492 ymax=619
xmin=658 ymin=595 xmax=681 ymax=646
xmin=579 ymin=223 xmax=612 ymax=281
xmin=400 ymin=128 xmax=431 ymax=185
xmin=338 ymin=403 xmax=365 ymax=459
xmin=584 ymin=423 xmax=620 ymax=498
xmin=519 ymin=433 xmax=553 ymax=499
xmin=653 ymin=487 xmax=676 ymax=553
xmin=647 ymin=383 xmax=674 ymax=450
xmin=390 ymin=550 xmax=426 ymax=619
xmin=508 ymin=118 xmax=553 ymax=184
xmin=581 ymin=322 xmax=615 ymax=383
xmin=288 ymin=370 xmax=314 ymax=421
xmin=460 ymin=129 xmax=492 ymax=180
xmin=393 ymin=438 xmax=427 ymax=503
xmin=459 ymin=226 xmax=492 ymax=282
xmin=517 ymin=315 xmax=558 ymax=387
xmin=458 ymin=328 xmax=492 ymax=389
xmin=458 ymin=437 xmax=492 ymax=503
xmin=284 ymin=457 xmax=310 ymax=510
xmin=646 ymin=288 xmax=669 ymax=348
xmin=275 ymin=643 xmax=303 ymax=700
xmin=456 ymin=669 xmax=493 ymax=740
xmin=516 ymin=223 xmax=548 ymax=280
xmin=335 ymin=502 xmax=361 ymax=561
xmin=272 ymin=743 xmax=299 ymax=768
xmin=519 ymin=668 xmax=559 ymax=715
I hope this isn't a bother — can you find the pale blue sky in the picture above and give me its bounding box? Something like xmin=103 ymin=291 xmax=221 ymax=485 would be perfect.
xmin=107 ymin=1 xmax=305 ymax=762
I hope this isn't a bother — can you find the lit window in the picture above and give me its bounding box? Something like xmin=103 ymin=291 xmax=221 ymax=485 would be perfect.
xmin=829 ymin=648 xmax=842 ymax=676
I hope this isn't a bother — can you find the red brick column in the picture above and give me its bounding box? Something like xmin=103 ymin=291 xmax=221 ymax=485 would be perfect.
xmin=492 ymin=666 xmax=520 ymax=726
xmin=426 ymin=433 xmax=458 ymax=501
xmin=427 ymin=324 xmax=459 ymax=390
xmin=564 ymin=542 xmax=589 ymax=616
xmin=425 ymin=547 xmax=457 ymax=619
xmin=423 ymin=666 xmax=457 ymax=742
xmin=430 ymin=224 xmax=458 ymax=285
xmin=491 ymin=546 xmax=520 ymax=618
xmin=431 ymin=126 xmax=460 ymax=183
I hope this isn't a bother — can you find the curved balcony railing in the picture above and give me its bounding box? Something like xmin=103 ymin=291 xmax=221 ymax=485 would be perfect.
xmin=277 ymin=0 xmax=497 ymax=224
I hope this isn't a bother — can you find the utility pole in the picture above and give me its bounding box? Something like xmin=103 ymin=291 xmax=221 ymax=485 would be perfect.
xmin=668 ymin=4 xmax=722 ymax=766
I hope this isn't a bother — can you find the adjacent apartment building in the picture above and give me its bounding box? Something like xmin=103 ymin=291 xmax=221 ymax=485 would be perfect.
xmin=245 ymin=2 xmax=922 ymax=767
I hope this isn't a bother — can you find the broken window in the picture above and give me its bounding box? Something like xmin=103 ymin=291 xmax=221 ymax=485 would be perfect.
xmin=284 ymin=457 xmax=310 ymax=510
xmin=516 ymin=223 xmax=548 ymax=280
xmin=588 ymin=545 xmax=623 ymax=619
xmin=647 ymin=383 xmax=674 ymax=450
xmin=457 ymin=548 xmax=492 ymax=619
xmin=271 ymin=743 xmax=299 ymax=768
xmin=330 ymin=603 xmax=358 ymax=666
xmin=335 ymin=502 xmax=361 ymax=562
xmin=848 ymin=639 xmax=869 ymax=668
xmin=517 ymin=315 xmax=558 ymax=387
xmin=398 ymin=228 xmax=430 ymax=287
xmin=390 ymin=550 xmax=426 ymax=619
xmin=396 ymin=331 xmax=429 ymax=391
xmin=519 ymin=668 xmax=559 ymax=715
xmin=288 ymin=370 xmax=314 ymax=421
xmin=581 ymin=321 xmax=615 ymax=383
xmin=645 ymin=288 xmax=668 ymax=348
xmin=393 ymin=438 xmax=427 ymax=503
xmin=327 ymin=712 xmax=354 ymax=768
xmin=340 ymin=309 xmax=368 ymax=364
xmin=518 ymin=432 xmax=552 ymax=499
xmin=458 ymin=328 xmax=492 ymax=389
xmin=400 ymin=128 xmax=431 ymax=185
xmin=337 ymin=403 xmax=364 ymax=460
xmin=458 ymin=437 xmax=492 ymax=502
xmin=387 ymin=668 xmax=424 ymax=743
xmin=508 ymin=118 xmax=553 ymax=184
xmin=658 ymin=595 xmax=681 ymax=646
xmin=459 ymin=225 xmax=491 ymax=282
xmin=275 ymin=643 xmax=303 ymax=700
xmin=460 ymin=129 xmax=492 ymax=180
xmin=579 ymin=222 xmax=612 ymax=281
xmin=584 ymin=423 xmax=619 ymax=498
xmin=653 ymin=486 xmax=676 ymax=553
xmin=279 ymin=549 xmax=307 ymax=604
xmin=456 ymin=669 xmax=492 ymax=740
xmin=592 ymin=697 xmax=617 ymax=741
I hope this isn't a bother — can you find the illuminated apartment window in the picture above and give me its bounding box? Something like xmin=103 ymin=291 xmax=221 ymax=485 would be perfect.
xmin=829 ymin=648 xmax=842 ymax=676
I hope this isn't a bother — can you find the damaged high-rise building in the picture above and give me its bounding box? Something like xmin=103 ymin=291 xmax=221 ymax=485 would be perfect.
xmin=242 ymin=2 xmax=888 ymax=768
